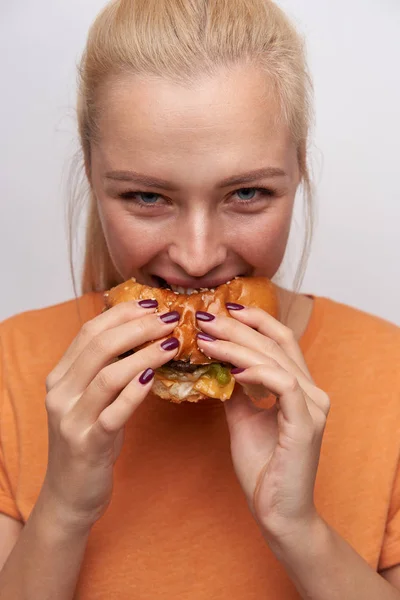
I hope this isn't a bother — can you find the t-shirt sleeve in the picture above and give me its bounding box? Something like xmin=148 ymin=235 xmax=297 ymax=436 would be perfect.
xmin=379 ymin=453 xmax=400 ymax=571
xmin=0 ymin=330 xmax=21 ymax=520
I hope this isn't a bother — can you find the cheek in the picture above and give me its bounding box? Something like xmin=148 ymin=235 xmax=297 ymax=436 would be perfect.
xmin=230 ymin=205 xmax=292 ymax=278
xmin=97 ymin=201 xmax=163 ymax=278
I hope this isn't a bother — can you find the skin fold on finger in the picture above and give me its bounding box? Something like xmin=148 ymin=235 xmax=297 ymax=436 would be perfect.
xmin=197 ymin=314 xmax=316 ymax=400
xmin=57 ymin=311 xmax=179 ymax=398
xmin=49 ymin=301 xmax=159 ymax=386
xmin=65 ymin=337 xmax=180 ymax=429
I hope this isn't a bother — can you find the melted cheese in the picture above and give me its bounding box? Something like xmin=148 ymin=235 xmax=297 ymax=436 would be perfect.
xmin=154 ymin=372 xmax=235 ymax=401
xmin=193 ymin=375 xmax=235 ymax=400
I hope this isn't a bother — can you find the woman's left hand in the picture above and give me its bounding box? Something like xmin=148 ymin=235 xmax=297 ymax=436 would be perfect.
xmin=196 ymin=306 xmax=330 ymax=543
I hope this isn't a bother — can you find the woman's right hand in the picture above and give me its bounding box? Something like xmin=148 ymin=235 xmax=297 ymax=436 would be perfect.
xmin=38 ymin=300 xmax=180 ymax=532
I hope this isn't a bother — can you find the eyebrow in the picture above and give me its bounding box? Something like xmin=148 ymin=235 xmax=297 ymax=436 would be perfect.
xmin=104 ymin=167 xmax=288 ymax=190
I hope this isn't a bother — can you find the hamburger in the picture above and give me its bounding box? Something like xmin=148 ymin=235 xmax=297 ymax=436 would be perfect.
xmin=104 ymin=276 xmax=278 ymax=404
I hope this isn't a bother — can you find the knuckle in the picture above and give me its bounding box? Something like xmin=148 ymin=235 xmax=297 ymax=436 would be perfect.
xmin=134 ymin=317 xmax=148 ymax=336
xmin=88 ymin=333 xmax=109 ymax=358
xmin=278 ymin=326 xmax=296 ymax=346
xmin=45 ymin=372 xmax=57 ymax=393
xmin=80 ymin=319 xmax=98 ymax=340
xmin=262 ymin=337 xmax=279 ymax=356
xmin=111 ymin=302 xmax=137 ymax=321
xmin=122 ymin=301 xmax=143 ymax=318
xmin=58 ymin=417 xmax=74 ymax=443
xmin=59 ymin=418 xmax=88 ymax=455
xmin=284 ymin=374 xmax=300 ymax=394
xmin=318 ymin=390 xmax=331 ymax=414
xmin=264 ymin=356 xmax=280 ymax=370
xmin=45 ymin=390 xmax=60 ymax=416
xmin=93 ymin=367 xmax=119 ymax=395
xmin=96 ymin=414 xmax=116 ymax=436
xmin=116 ymin=391 xmax=136 ymax=413
xmin=314 ymin=410 xmax=327 ymax=432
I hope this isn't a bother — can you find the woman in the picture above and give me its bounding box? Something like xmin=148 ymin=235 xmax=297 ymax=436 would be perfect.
xmin=0 ymin=0 xmax=399 ymax=598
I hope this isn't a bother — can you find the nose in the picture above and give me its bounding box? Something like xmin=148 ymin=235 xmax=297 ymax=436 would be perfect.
xmin=168 ymin=209 xmax=227 ymax=277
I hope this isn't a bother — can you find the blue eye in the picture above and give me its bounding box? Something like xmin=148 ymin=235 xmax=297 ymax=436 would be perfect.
xmin=137 ymin=192 xmax=159 ymax=204
xmin=119 ymin=186 xmax=276 ymax=209
xmin=119 ymin=191 xmax=161 ymax=207
xmin=236 ymin=188 xmax=257 ymax=201
xmin=234 ymin=187 xmax=275 ymax=203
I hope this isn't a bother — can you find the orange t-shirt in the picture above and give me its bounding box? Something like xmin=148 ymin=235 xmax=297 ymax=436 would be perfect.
xmin=0 ymin=292 xmax=399 ymax=599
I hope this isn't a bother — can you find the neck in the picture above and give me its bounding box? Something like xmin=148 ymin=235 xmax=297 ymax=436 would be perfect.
xmin=274 ymin=286 xmax=314 ymax=342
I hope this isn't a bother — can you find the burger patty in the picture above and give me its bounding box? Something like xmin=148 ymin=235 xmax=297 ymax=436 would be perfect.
xmin=166 ymin=360 xmax=204 ymax=373
xmin=119 ymin=354 xmax=229 ymax=374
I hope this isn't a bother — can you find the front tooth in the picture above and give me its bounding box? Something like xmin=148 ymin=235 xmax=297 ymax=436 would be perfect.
xmin=169 ymin=284 xmax=197 ymax=294
xmin=170 ymin=284 xmax=185 ymax=294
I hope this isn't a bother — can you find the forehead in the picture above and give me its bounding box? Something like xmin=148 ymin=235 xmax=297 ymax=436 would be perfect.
xmin=93 ymin=65 xmax=296 ymax=176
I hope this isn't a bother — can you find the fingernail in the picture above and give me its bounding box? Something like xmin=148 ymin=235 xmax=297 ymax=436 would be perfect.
xmin=138 ymin=299 xmax=158 ymax=309
xmin=196 ymin=311 xmax=215 ymax=322
xmin=226 ymin=302 xmax=245 ymax=311
xmin=161 ymin=337 xmax=180 ymax=351
xmin=159 ymin=311 xmax=180 ymax=324
xmin=231 ymin=367 xmax=246 ymax=375
xmin=197 ymin=332 xmax=216 ymax=342
xmin=139 ymin=368 xmax=155 ymax=385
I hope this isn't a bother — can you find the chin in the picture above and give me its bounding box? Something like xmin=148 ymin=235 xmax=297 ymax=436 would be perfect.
xmin=104 ymin=275 xmax=278 ymax=404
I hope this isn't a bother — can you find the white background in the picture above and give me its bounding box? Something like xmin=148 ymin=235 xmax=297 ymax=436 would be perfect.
xmin=1 ymin=0 xmax=399 ymax=324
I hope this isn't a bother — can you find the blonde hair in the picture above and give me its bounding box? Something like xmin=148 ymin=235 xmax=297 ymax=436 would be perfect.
xmin=68 ymin=0 xmax=314 ymax=298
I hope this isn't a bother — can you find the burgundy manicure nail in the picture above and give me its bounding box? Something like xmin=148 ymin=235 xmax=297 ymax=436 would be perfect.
xmin=139 ymin=368 xmax=155 ymax=385
xmin=138 ymin=299 xmax=158 ymax=309
xmin=195 ymin=311 xmax=215 ymax=322
xmin=197 ymin=332 xmax=216 ymax=342
xmin=231 ymin=367 xmax=246 ymax=375
xmin=226 ymin=302 xmax=245 ymax=311
xmin=159 ymin=311 xmax=180 ymax=324
xmin=161 ymin=337 xmax=180 ymax=351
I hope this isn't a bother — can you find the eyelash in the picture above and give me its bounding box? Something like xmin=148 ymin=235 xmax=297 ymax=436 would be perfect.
xmin=118 ymin=187 xmax=277 ymax=208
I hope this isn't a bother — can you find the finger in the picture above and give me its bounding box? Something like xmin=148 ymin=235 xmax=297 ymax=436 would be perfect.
xmin=197 ymin=335 xmax=318 ymax=415
xmin=94 ymin=367 xmax=156 ymax=439
xmin=231 ymin=364 xmax=312 ymax=427
xmin=57 ymin=311 xmax=180 ymax=398
xmin=66 ymin=337 xmax=180 ymax=429
xmin=197 ymin=314 xmax=314 ymax=396
xmin=47 ymin=300 xmax=159 ymax=389
xmin=197 ymin=333 xmax=289 ymax=397
xmin=226 ymin=306 xmax=311 ymax=378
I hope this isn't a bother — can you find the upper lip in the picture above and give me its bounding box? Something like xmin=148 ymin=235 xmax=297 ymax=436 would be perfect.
xmin=152 ymin=274 xmax=243 ymax=289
